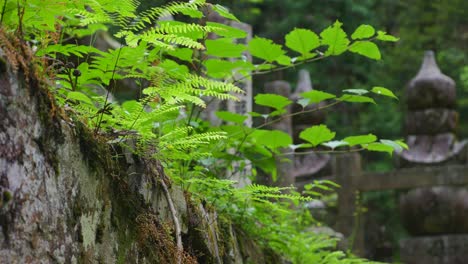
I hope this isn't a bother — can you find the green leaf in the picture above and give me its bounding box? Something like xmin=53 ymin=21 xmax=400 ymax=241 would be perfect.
xmin=320 ymin=20 xmax=350 ymax=55
xmin=204 ymin=59 xmax=236 ymax=78
xmin=300 ymin=90 xmax=336 ymax=103
xmin=285 ymin=28 xmax=320 ymax=57
xmin=215 ymin=111 xmax=247 ymax=124
xmin=342 ymin=89 xmax=368 ymax=95
xmin=212 ymin=4 xmax=240 ymax=22
xmin=297 ymin=98 xmax=310 ymax=108
xmin=322 ymin=140 xmax=349 ymax=149
xmin=351 ymin=25 xmax=375 ymax=40
xmin=251 ymin=129 xmax=293 ymax=150
xmin=167 ymin=48 xmax=193 ymax=62
xmin=67 ymin=91 xmax=93 ymax=105
xmin=206 ymin=22 xmax=247 ymax=38
xmin=343 ymin=134 xmax=377 ymax=146
xmin=365 ymin=142 xmax=394 ymax=155
xmin=205 ymin=38 xmax=245 ymax=58
xmin=248 ymin=111 xmax=263 ymax=117
xmin=371 ymin=86 xmax=398 ymax=100
xmin=380 ymin=139 xmax=404 ymax=153
xmin=248 ymin=37 xmax=285 ymax=62
xmin=179 ymin=8 xmax=203 ymax=18
xmin=299 ymin=125 xmax=336 ymax=147
xmin=255 ymin=63 xmax=276 ymax=71
xmin=276 ymin=55 xmax=292 ymax=66
xmin=339 ymin=95 xmax=376 ymax=104
xmin=376 ymin=31 xmax=399 ymax=42
xmin=395 ymin=140 xmax=409 ymax=150
xmin=160 ymin=59 xmax=189 ymax=77
xmin=204 ymin=59 xmax=253 ymax=79
xmin=255 ymin=93 xmax=292 ymax=110
xmin=349 ymin=41 xmax=381 ymax=60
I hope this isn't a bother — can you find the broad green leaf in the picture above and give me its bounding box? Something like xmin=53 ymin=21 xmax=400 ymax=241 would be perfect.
xmin=371 ymin=86 xmax=398 ymax=100
xmin=300 ymin=90 xmax=336 ymax=103
xmin=204 ymin=59 xmax=253 ymax=79
xmin=365 ymin=142 xmax=394 ymax=155
xmin=167 ymin=48 xmax=193 ymax=62
xmin=216 ymin=111 xmax=247 ymax=124
xmin=339 ymin=95 xmax=376 ymax=104
xmin=351 ymin=25 xmax=375 ymax=40
xmin=395 ymin=140 xmax=409 ymax=150
xmin=255 ymin=93 xmax=292 ymax=110
xmin=320 ymin=20 xmax=350 ymax=55
xmin=376 ymin=31 xmax=399 ymax=42
xmin=67 ymin=91 xmax=93 ymax=105
xmin=289 ymin=144 xmax=310 ymax=150
xmin=343 ymin=134 xmax=377 ymax=146
xmin=248 ymin=111 xmax=263 ymax=117
xmin=248 ymin=37 xmax=285 ymax=62
xmin=269 ymin=109 xmax=287 ymax=117
xmin=322 ymin=140 xmax=349 ymax=149
xmin=206 ymin=22 xmax=247 ymax=38
xmin=251 ymin=129 xmax=293 ymax=150
xmin=204 ymin=59 xmax=237 ymax=78
xmin=297 ymin=98 xmax=310 ymax=108
xmin=343 ymin=89 xmax=368 ymax=95
xmin=349 ymin=41 xmax=381 ymax=60
xmin=285 ymin=28 xmax=320 ymax=56
xmin=299 ymin=125 xmax=336 ymax=147
xmin=212 ymin=4 xmax=240 ymax=22
xmin=160 ymin=59 xmax=189 ymax=77
xmin=205 ymin=38 xmax=245 ymax=58
xmin=276 ymin=55 xmax=292 ymax=66
xmin=179 ymin=8 xmax=203 ymax=18
xmin=380 ymin=139 xmax=404 ymax=153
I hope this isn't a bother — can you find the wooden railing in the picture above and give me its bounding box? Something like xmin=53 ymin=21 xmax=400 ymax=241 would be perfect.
xmin=320 ymin=153 xmax=468 ymax=256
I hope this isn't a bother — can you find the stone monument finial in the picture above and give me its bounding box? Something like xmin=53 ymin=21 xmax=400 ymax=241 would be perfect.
xmin=406 ymin=50 xmax=456 ymax=110
xmin=399 ymin=51 xmax=464 ymax=164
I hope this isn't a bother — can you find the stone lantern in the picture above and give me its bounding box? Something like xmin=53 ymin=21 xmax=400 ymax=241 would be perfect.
xmin=398 ymin=51 xmax=468 ymax=263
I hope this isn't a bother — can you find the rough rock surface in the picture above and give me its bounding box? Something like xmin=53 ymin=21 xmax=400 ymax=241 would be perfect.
xmin=0 ymin=51 xmax=277 ymax=263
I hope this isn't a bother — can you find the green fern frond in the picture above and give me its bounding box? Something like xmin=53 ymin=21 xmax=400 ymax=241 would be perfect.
xmin=127 ymin=0 xmax=206 ymax=31
xmin=140 ymin=31 xmax=205 ymax=50
xmin=154 ymin=23 xmax=222 ymax=35
xmin=143 ymin=72 xmax=243 ymax=107
xmin=69 ymin=0 xmax=138 ymax=27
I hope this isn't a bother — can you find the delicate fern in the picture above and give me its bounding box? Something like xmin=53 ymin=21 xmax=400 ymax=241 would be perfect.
xmin=125 ymin=0 xmax=206 ymax=31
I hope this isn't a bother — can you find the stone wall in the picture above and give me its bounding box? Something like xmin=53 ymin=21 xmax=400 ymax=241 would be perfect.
xmin=0 ymin=50 xmax=277 ymax=263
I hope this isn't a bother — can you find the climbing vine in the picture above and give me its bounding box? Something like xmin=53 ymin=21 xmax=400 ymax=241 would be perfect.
xmin=1 ymin=0 xmax=399 ymax=262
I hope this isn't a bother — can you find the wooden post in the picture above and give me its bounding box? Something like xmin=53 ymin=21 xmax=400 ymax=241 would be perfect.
xmin=334 ymin=153 xmax=365 ymax=256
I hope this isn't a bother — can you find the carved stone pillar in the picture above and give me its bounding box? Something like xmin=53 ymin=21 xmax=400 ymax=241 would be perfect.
xmin=398 ymin=51 xmax=468 ymax=264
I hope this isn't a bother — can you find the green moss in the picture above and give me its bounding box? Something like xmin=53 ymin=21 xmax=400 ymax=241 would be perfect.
xmin=74 ymin=121 xmax=111 ymax=173
xmin=21 ymin=72 xmax=64 ymax=175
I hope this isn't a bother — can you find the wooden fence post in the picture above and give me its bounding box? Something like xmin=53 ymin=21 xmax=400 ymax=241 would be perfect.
xmin=334 ymin=153 xmax=365 ymax=255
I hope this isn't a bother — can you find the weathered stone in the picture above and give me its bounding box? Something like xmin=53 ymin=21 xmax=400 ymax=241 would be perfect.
xmin=400 ymin=234 xmax=468 ymax=264
xmin=0 ymin=48 xmax=278 ymax=263
xmin=406 ymin=51 xmax=456 ymax=110
xmin=400 ymin=186 xmax=468 ymax=235
xmin=399 ymin=134 xmax=467 ymax=164
xmin=292 ymin=152 xmax=331 ymax=181
xmin=405 ymin=108 xmax=458 ymax=135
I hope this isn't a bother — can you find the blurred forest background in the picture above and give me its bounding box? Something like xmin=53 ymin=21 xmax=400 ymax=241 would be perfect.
xmin=143 ymin=0 xmax=468 ymax=169
xmin=146 ymin=0 xmax=467 ymax=261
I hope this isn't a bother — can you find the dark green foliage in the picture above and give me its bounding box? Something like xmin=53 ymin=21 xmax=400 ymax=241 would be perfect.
xmin=1 ymin=0 xmax=401 ymax=262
